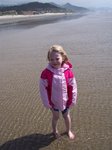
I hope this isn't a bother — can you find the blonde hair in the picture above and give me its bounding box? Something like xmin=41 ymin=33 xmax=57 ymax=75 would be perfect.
xmin=47 ymin=45 xmax=68 ymax=63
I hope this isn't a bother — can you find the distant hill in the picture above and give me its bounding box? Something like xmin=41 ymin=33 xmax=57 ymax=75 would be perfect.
xmin=62 ymin=3 xmax=89 ymax=12
xmin=0 ymin=2 xmax=89 ymax=15
xmin=0 ymin=2 xmax=64 ymax=12
xmin=50 ymin=2 xmax=61 ymax=8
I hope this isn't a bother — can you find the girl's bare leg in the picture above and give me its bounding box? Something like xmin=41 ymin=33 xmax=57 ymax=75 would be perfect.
xmin=63 ymin=110 xmax=75 ymax=140
xmin=51 ymin=109 xmax=60 ymax=138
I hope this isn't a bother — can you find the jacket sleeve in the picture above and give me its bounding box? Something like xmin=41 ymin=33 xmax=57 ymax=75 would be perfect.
xmin=39 ymin=72 xmax=52 ymax=109
xmin=67 ymin=71 xmax=77 ymax=107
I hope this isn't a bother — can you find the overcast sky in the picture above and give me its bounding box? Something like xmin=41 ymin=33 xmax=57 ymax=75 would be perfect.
xmin=0 ymin=0 xmax=112 ymax=8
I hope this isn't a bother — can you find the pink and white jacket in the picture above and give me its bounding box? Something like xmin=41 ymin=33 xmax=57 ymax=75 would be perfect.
xmin=39 ymin=62 xmax=77 ymax=111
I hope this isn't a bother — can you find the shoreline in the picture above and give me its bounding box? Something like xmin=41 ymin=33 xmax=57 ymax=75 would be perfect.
xmin=0 ymin=13 xmax=73 ymax=25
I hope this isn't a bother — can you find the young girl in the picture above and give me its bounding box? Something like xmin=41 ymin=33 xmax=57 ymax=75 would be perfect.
xmin=39 ymin=45 xmax=77 ymax=140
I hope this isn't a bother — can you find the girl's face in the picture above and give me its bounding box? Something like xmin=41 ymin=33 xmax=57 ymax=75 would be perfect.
xmin=49 ymin=51 xmax=63 ymax=69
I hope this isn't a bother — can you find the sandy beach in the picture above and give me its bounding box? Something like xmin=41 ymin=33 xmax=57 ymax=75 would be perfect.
xmin=0 ymin=11 xmax=112 ymax=150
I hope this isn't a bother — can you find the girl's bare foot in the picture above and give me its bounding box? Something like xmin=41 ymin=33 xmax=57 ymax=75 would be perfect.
xmin=68 ymin=131 xmax=75 ymax=140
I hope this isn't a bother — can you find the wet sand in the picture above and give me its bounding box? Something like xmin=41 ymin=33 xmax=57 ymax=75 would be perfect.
xmin=0 ymin=13 xmax=70 ymax=24
xmin=0 ymin=11 xmax=112 ymax=149
xmin=0 ymin=13 xmax=85 ymax=30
